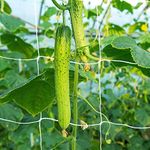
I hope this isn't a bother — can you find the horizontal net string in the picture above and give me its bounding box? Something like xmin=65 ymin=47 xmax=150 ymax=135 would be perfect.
xmin=0 ymin=55 xmax=137 ymax=65
xmin=0 ymin=117 xmax=150 ymax=129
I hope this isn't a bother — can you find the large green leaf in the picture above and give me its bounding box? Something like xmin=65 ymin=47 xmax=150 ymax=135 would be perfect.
xmin=103 ymin=36 xmax=150 ymax=75
xmin=111 ymin=36 xmax=136 ymax=49
xmin=131 ymin=45 xmax=150 ymax=68
xmin=12 ymin=80 xmax=54 ymax=116
xmin=103 ymin=45 xmax=134 ymax=64
xmin=0 ymin=33 xmax=35 ymax=58
xmin=0 ymin=69 xmax=55 ymax=116
xmin=0 ymin=13 xmax=25 ymax=31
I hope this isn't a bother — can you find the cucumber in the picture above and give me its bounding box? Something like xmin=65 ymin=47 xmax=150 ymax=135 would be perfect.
xmin=54 ymin=25 xmax=71 ymax=130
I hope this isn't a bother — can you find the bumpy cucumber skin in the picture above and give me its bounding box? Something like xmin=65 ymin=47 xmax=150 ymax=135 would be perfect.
xmin=69 ymin=0 xmax=88 ymax=52
xmin=54 ymin=25 xmax=71 ymax=129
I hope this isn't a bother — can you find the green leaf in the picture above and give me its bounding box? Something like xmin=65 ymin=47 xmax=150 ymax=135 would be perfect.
xmin=0 ymin=103 xmax=24 ymax=131
xmin=8 ymin=123 xmax=38 ymax=149
xmin=111 ymin=36 xmax=136 ymax=49
xmin=39 ymin=47 xmax=54 ymax=56
xmin=77 ymin=133 xmax=91 ymax=150
xmin=103 ymin=144 xmax=122 ymax=150
xmin=134 ymin=2 xmax=143 ymax=9
xmin=12 ymin=80 xmax=54 ymax=116
xmin=0 ymin=59 xmax=10 ymax=71
xmin=0 ymin=1 xmax=12 ymax=14
xmin=112 ymin=0 xmax=133 ymax=13
xmin=135 ymin=109 xmax=150 ymax=126
xmin=0 ymin=33 xmax=35 ymax=58
xmin=102 ymin=124 xmax=122 ymax=141
xmin=139 ymin=33 xmax=150 ymax=44
xmin=87 ymin=6 xmax=103 ymax=18
xmin=103 ymin=45 xmax=134 ymax=64
xmin=40 ymin=21 xmax=52 ymax=29
xmin=101 ymin=35 xmax=117 ymax=48
xmin=42 ymin=128 xmax=69 ymax=149
xmin=141 ymin=79 xmax=150 ymax=93
xmin=127 ymin=135 xmax=144 ymax=150
xmin=4 ymin=70 xmax=27 ymax=87
xmin=45 ymin=29 xmax=54 ymax=38
xmin=103 ymin=24 xmax=126 ymax=36
xmin=0 ymin=13 xmax=25 ymax=31
xmin=139 ymin=67 xmax=150 ymax=77
xmin=41 ymin=7 xmax=57 ymax=22
xmin=0 ymin=69 xmax=55 ymax=116
xmin=131 ymin=45 xmax=150 ymax=68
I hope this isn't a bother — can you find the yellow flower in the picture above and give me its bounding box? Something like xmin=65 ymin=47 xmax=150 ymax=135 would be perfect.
xmin=141 ymin=24 xmax=148 ymax=32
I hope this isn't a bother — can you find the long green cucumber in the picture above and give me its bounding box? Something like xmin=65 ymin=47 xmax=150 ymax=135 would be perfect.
xmin=69 ymin=0 xmax=99 ymax=61
xmin=54 ymin=25 xmax=71 ymax=130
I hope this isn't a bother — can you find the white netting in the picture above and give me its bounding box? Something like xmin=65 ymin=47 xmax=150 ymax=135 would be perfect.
xmin=0 ymin=0 xmax=150 ymax=150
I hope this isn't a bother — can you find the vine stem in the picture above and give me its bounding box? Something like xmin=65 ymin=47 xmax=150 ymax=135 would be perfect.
xmin=69 ymin=0 xmax=83 ymax=149
xmin=52 ymin=0 xmax=69 ymax=10
xmin=91 ymin=0 xmax=104 ymax=29
xmin=72 ymin=57 xmax=79 ymax=150
xmin=62 ymin=10 xmax=66 ymax=25
xmin=69 ymin=0 xmax=90 ymax=149
xmin=136 ymin=4 xmax=149 ymax=21
xmin=98 ymin=0 xmax=111 ymax=31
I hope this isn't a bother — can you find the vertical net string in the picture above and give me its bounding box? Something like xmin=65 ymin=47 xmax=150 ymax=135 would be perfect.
xmin=96 ymin=4 xmax=103 ymax=150
xmin=34 ymin=0 xmax=43 ymax=150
